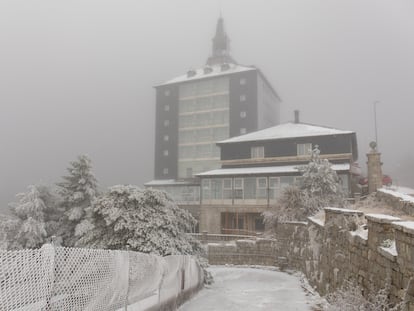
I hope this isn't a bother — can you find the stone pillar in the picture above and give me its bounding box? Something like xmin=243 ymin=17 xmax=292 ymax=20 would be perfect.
xmin=392 ymin=221 xmax=414 ymax=309
xmin=324 ymin=207 xmax=364 ymax=230
xmin=367 ymin=145 xmax=383 ymax=194
xmin=365 ymin=214 xmax=401 ymax=250
xmin=392 ymin=221 xmax=414 ymax=273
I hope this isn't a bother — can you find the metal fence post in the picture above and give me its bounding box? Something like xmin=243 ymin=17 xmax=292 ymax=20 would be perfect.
xmin=44 ymin=236 xmax=57 ymax=311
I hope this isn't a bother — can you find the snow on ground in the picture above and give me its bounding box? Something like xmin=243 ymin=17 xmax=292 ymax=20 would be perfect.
xmin=179 ymin=266 xmax=322 ymax=311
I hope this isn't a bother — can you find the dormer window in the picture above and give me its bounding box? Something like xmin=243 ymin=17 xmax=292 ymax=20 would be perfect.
xmin=187 ymin=69 xmax=196 ymax=78
xmin=251 ymin=146 xmax=264 ymax=159
xmin=204 ymin=66 xmax=213 ymax=74
xmin=221 ymin=63 xmax=230 ymax=71
xmin=297 ymin=143 xmax=312 ymax=156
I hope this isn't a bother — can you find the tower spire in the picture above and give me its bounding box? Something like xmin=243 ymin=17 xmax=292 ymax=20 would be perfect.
xmin=206 ymin=17 xmax=236 ymax=66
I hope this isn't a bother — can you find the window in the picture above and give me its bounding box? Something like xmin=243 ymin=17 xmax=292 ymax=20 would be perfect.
xmin=164 ymin=89 xmax=170 ymax=96
xmin=164 ymin=135 xmax=169 ymax=141
xmin=223 ymin=178 xmax=232 ymax=199
xmin=297 ymin=143 xmax=312 ymax=156
xmin=244 ymin=177 xmax=256 ymax=199
xmin=269 ymin=177 xmax=280 ymax=189
xmin=256 ymin=177 xmax=267 ymax=199
xmin=257 ymin=177 xmax=267 ymax=189
xmin=294 ymin=176 xmax=304 ymax=187
xmin=240 ymin=94 xmax=246 ymax=102
xmin=240 ymin=128 xmax=246 ymax=134
xmin=186 ymin=167 xmax=193 ymax=178
xmin=240 ymin=78 xmax=246 ymax=85
xmin=240 ymin=111 xmax=246 ymax=118
xmin=269 ymin=177 xmax=280 ymax=199
xmin=251 ymin=146 xmax=264 ymax=159
xmin=163 ymin=168 xmax=169 ymax=175
xmin=164 ymin=105 xmax=170 ymax=111
xmin=280 ymin=176 xmax=294 ymax=189
xmin=164 ymin=120 xmax=170 ymax=127
xmin=211 ymin=179 xmax=223 ymax=199
xmin=202 ymin=179 xmax=211 ymax=200
xmin=255 ymin=216 xmax=265 ymax=231
xmin=234 ymin=178 xmax=243 ymax=199
xmin=163 ymin=150 xmax=169 ymax=156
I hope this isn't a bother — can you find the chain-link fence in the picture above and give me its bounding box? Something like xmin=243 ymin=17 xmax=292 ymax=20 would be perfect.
xmin=0 ymin=245 xmax=204 ymax=311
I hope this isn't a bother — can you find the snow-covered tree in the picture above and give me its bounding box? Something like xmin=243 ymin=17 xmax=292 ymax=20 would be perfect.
xmin=57 ymin=155 xmax=98 ymax=246
xmin=2 ymin=185 xmax=60 ymax=249
xmin=76 ymin=185 xmax=201 ymax=256
xmin=298 ymin=145 xmax=346 ymax=206
xmin=264 ymin=146 xmax=347 ymax=224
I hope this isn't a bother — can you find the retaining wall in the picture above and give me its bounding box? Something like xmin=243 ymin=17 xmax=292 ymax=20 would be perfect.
xmin=376 ymin=188 xmax=414 ymax=216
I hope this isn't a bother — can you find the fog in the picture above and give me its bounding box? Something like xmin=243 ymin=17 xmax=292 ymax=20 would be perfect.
xmin=1 ymin=0 xmax=414 ymax=211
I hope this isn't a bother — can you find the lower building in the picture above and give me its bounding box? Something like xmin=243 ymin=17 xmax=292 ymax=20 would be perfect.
xmin=196 ymin=163 xmax=350 ymax=234
xmin=146 ymin=118 xmax=359 ymax=235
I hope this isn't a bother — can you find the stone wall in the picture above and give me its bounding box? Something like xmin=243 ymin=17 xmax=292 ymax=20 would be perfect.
xmin=207 ymin=207 xmax=414 ymax=308
xmin=281 ymin=208 xmax=414 ymax=308
xmin=208 ymin=239 xmax=278 ymax=266
xmin=376 ymin=189 xmax=414 ymax=216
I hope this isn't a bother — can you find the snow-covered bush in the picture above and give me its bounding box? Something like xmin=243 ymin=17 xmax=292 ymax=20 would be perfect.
xmin=327 ymin=280 xmax=404 ymax=311
xmin=76 ymin=185 xmax=202 ymax=256
xmin=57 ymin=154 xmax=98 ymax=246
xmin=264 ymin=146 xmax=347 ymax=224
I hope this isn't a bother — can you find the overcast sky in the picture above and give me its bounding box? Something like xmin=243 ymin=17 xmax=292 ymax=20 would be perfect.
xmin=1 ymin=0 xmax=414 ymax=210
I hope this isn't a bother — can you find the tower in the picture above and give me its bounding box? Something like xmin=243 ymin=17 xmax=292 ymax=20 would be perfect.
xmin=147 ymin=17 xmax=281 ymax=206
xmin=206 ymin=16 xmax=236 ymax=66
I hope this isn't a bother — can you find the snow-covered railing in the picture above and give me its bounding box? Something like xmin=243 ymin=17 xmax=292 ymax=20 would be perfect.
xmin=190 ymin=232 xmax=257 ymax=243
xmin=0 ymin=245 xmax=204 ymax=311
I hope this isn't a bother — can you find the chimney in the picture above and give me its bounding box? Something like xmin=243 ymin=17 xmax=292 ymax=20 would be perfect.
xmin=294 ymin=110 xmax=300 ymax=123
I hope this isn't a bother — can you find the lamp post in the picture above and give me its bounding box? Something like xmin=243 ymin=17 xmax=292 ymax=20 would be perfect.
xmin=374 ymin=100 xmax=379 ymax=148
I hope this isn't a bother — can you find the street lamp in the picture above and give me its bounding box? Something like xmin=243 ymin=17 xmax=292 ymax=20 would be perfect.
xmin=373 ymin=100 xmax=379 ymax=148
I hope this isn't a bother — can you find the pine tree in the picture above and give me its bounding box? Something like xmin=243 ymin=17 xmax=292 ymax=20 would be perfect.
xmin=4 ymin=185 xmax=49 ymax=249
xmin=0 ymin=184 xmax=62 ymax=249
xmin=57 ymin=155 xmax=98 ymax=246
xmin=76 ymin=185 xmax=201 ymax=256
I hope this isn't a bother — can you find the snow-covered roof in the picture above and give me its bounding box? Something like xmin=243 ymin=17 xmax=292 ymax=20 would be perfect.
xmin=144 ymin=180 xmax=198 ymax=186
xmin=156 ymin=63 xmax=256 ymax=86
xmin=196 ymin=163 xmax=350 ymax=177
xmin=218 ymin=122 xmax=354 ymax=144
